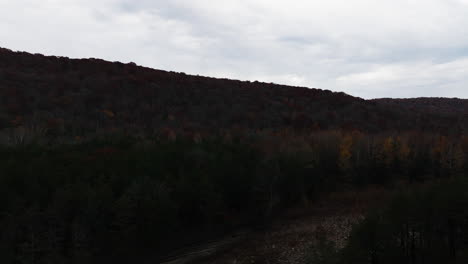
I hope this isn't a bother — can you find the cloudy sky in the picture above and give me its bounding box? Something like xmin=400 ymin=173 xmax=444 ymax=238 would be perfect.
xmin=1 ymin=0 xmax=468 ymax=98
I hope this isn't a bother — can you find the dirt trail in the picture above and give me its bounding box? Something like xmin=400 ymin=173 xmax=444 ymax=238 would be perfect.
xmin=200 ymin=211 xmax=363 ymax=264
xmin=161 ymin=187 xmax=387 ymax=264
xmin=159 ymin=231 xmax=249 ymax=264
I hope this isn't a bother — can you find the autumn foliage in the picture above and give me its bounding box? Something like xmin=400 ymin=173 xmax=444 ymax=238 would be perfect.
xmin=1 ymin=47 xmax=468 ymax=144
xmin=1 ymin=48 xmax=468 ymax=263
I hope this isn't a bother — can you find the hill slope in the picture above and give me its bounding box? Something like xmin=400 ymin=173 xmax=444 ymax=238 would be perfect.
xmin=1 ymin=47 xmax=467 ymax=140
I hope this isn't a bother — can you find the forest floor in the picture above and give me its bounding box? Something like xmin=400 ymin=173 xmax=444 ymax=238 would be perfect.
xmin=162 ymin=186 xmax=391 ymax=264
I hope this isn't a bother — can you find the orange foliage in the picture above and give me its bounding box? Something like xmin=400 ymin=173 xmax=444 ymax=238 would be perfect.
xmin=339 ymin=134 xmax=354 ymax=171
xmin=102 ymin=109 xmax=115 ymax=118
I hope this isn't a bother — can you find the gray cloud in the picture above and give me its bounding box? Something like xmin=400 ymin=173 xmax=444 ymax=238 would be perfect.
xmin=1 ymin=0 xmax=468 ymax=98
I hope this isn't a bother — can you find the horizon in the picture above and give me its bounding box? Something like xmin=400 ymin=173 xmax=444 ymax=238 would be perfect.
xmin=1 ymin=1 xmax=468 ymax=99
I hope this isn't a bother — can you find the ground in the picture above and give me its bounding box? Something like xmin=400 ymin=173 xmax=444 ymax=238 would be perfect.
xmin=176 ymin=186 xmax=390 ymax=264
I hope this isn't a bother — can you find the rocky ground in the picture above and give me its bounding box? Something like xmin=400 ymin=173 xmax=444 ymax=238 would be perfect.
xmin=200 ymin=187 xmax=389 ymax=264
xmin=163 ymin=187 xmax=389 ymax=264
xmin=201 ymin=210 xmax=363 ymax=264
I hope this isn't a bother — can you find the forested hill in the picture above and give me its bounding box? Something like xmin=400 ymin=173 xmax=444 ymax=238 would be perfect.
xmin=3 ymin=47 xmax=468 ymax=264
xmin=373 ymin=98 xmax=468 ymax=132
xmin=1 ymin=47 xmax=467 ymax=140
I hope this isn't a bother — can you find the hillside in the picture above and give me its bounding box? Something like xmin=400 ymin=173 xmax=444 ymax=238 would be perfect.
xmin=374 ymin=97 xmax=468 ymax=133
xmin=2 ymin=47 xmax=468 ymax=264
xmin=1 ymin=47 xmax=467 ymax=142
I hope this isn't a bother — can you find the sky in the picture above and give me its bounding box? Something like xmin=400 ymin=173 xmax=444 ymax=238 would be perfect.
xmin=1 ymin=0 xmax=468 ymax=99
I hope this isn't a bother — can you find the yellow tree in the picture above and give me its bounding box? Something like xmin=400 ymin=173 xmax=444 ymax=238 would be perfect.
xmin=397 ymin=137 xmax=411 ymax=161
xmin=396 ymin=137 xmax=411 ymax=173
xmin=381 ymin=136 xmax=396 ymax=168
xmin=339 ymin=134 xmax=354 ymax=173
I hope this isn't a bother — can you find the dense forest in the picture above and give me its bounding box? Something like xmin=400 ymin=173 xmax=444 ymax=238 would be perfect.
xmin=1 ymin=47 xmax=468 ymax=144
xmin=310 ymin=178 xmax=468 ymax=264
xmin=1 ymin=48 xmax=468 ymax=263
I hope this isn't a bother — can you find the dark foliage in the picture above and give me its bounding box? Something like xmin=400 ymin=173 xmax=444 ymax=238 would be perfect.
xmin=336 ymin=179 xmax=468 ymax=264
xmin=1 ymin=131 xmax=467 ymax=263
xmin=1 ymin=47 xmax=468 ymax=263
xmin=1 ymin=47 xmax=468 ymax=144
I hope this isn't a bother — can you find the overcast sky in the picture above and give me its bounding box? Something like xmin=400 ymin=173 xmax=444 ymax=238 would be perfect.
xmin=1 ymin=0 xmax=468 ymax=99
